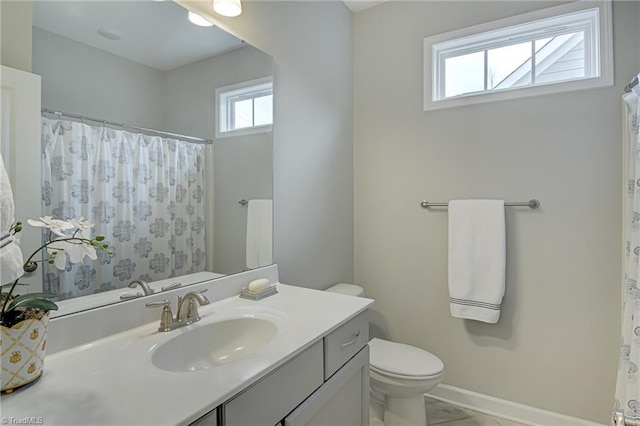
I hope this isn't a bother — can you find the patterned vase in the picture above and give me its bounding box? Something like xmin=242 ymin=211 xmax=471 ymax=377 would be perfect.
xmin=0 ymin=311 xmax=50 ymax=393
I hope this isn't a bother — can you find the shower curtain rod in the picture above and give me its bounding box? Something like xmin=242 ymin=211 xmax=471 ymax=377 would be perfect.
xmin=41 ymin=108 xmax=213 ymax=145
xmin=625 ymin=75 xmax=639 ymax=93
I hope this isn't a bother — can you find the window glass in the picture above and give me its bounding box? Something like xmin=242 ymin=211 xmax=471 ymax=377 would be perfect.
xmin=254 ymin=94 xmax=273 ymax=127
xmin=445 ymin=52 xmax=484 ymax=98
xmin=216 ymin=77 xmax=273 ymax=138
xmin=423 ymin=1 xmax=612 ymax=111
xmin=487 ymin=41 xmax=532 ymax=89
xmin=233 ymin=99 xmax=254 ymax=129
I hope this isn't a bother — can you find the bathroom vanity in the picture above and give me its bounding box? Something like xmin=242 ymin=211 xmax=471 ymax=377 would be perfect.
xmin=0 ymin=273 xmax=373 ymax=426
xmin=201 ymin=310 xmax=370 ymax=426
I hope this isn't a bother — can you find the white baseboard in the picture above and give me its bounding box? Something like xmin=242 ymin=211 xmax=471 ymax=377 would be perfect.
xmin=427 ymin=384 xmax=605 ymax=426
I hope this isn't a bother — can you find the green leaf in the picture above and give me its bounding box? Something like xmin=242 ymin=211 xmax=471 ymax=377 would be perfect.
xmin=95 ymin=235 xmax=105 ymax=242
xmin=7 ymin=292 xmax=58 ymax=311
xmin=10 ymin=298 xmax=58 ymax=311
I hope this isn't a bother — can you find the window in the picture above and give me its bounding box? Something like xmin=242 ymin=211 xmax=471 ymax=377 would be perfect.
xmin=423 ymin=1 xmax=613 ymax=111
xmin=216 ymin=76 xmax=273 ymax=138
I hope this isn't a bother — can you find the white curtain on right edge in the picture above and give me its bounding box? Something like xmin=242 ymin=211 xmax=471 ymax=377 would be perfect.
xmin=616 ymin=76 xmax=640 ymax=419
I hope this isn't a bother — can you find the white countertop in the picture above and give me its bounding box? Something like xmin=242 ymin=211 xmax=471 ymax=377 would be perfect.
xmin=1 ymin=284 xmax=373 ymax=426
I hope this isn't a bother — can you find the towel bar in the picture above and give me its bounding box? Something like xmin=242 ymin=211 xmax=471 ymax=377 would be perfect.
xmin=421 ymin=199 xmax=540 ymax=209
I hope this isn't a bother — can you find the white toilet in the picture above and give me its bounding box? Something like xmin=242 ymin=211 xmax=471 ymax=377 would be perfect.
xmin=326 ymin=284 xmax=444 ymax=426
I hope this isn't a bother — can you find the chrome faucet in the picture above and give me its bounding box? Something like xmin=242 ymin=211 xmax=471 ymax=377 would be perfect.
xmin=177 ymin=290 xmax=210 ymax=323
xmin=145 ymin=289 xmax=210 ymax=332
xmin=129 ymin=279 xmax=154 ymax=295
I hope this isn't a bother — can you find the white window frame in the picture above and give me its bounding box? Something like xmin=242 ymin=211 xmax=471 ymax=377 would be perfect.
xmin=215 ymin=76 xmax=273 ymax=139
xmin=423 ymin=1 xmax=613 ymax=111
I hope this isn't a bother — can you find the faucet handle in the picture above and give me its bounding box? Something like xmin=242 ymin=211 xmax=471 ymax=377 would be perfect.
xmin=145 ymin=300 xmax=170 ymax=308
xmin=146 ymin=300 xmax=174 ymax=332
xmin=161 ymin=282 xmax=182 ymax=292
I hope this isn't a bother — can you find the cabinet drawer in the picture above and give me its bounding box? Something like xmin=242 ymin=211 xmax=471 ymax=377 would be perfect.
xmin=323 ymin=311 xmax=368 ymax=379
xmin=223 ymin=340 xmax=324 ymax=426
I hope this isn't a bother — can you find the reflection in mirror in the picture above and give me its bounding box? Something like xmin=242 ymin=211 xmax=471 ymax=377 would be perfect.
xmin=24 ymin=1 xmax=273 ymax=314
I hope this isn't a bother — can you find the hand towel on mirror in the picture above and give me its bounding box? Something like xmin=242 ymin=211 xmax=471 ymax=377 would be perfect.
xmin=448 ymin=199 xmax=505 ymax=323
xmin=0 ymin=152 xmax=24 ymax=285
xmin=246 ymin=199 xmax=273 ymax=270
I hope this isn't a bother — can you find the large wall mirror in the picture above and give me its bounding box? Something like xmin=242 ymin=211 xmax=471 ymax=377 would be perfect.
xmin=15 ymin=0 xmax=273 ymax=315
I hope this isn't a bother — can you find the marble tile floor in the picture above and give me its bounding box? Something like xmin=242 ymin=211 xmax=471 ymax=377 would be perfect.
xmin=425 ymin=397 xmax=528 ymax=426
xmin=371 ymin=397 xmax=528 ymax=426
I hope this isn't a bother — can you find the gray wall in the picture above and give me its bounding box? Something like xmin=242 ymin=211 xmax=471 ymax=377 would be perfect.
xmin=33 ymin=28 xmax=166 ymax=130
xmin=354 ymin=1 xmax=639 ymax=423
xmin=163 ymin=46 xmax=273 ymax=274
xmin=197 ymin=0 xmax=354 ymax=289
xmin=162 ymin=45 xmax=272 ymax=139
xmin=0 ymin=1 xmax=32 ymax=72
xmin=213 ymin=132 xmax=272 ymax=273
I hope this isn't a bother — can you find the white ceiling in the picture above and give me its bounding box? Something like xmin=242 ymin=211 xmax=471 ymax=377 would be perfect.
xmin=342 ymin=0 xmax=389 ymax=13
xmin=32 ymin=1 xmax=245 ymax=71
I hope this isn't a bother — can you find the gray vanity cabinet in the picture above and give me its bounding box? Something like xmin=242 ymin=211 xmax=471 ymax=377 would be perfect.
xmin=190 ymin=410 xmax=217 ymax=426
xmin=205 ymin=311 xmax=370 ymax=426
xmin=223 ymin=340 xmax=325 ymax=426
xmin=283 ymin=346 xmax=369 ymax=426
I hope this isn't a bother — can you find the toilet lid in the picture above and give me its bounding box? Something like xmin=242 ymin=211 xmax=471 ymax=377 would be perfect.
xmin=369 ymin=338 xmax=444 ymax=378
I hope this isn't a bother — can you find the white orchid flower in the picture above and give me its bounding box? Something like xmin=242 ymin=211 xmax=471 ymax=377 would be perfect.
xmin=48 ymin=240 xmax=98 ymax=270
xmin=27 ymin=216 xmax=74 ymax=237
xmin=68 ymin=217 xmax=94 ymax=239
xmin=48 ymin=248 xmax=67 ymax=271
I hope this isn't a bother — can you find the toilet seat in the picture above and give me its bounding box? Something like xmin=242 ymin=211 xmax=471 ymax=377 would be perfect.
xmin=369 ymin=338 xmax=444 ymax=379
xmin=370 ymin=365 xmax=443 ymax=381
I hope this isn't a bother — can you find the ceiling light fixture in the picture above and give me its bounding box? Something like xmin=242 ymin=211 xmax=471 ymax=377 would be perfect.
xmin=188 ymin=11 xmax=214 ymax=27
xmin=213 ymin=0 xmax=242 ymax=17
xmin=97 ymin=28 xmax=121 ymax=41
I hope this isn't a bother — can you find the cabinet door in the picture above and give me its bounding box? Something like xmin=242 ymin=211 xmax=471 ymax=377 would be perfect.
xmin=223 ymin=341 xmax=324 ymax=426
xmin=284 ymin=345 xmax=369 ymax=426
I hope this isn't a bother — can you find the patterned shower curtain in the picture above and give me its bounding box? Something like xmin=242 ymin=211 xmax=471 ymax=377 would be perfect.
xmin=616 ymin=77 xmax=640 ymax=418
xmin=41 ymin=117 xmax=207 ymax=299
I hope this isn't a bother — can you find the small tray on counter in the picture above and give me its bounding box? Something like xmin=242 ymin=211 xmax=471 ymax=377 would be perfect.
xmin=239 ymin=284 xmax=279 ymax=301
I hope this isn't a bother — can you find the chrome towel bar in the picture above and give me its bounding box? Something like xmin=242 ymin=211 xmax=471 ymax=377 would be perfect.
xmin=421 ymin=199 xmax=540 ymax=209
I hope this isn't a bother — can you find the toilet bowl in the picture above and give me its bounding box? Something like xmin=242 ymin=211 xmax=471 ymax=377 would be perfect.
xmin=325 ymin=284 xmax=444 ymax=426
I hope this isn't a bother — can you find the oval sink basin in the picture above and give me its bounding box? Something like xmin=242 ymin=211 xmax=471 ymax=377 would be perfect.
xmin=151 ymin=317 xmax=277 ymax=372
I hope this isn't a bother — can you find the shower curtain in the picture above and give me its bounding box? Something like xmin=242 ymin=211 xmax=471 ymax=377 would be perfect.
xmin=616 ymin=76 xmax=640 ymax=418
xmin=41 ymin=117 xmax=207 ymax=299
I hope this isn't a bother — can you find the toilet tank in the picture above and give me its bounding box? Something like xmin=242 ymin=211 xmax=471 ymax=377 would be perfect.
xmin=325 ymin=283 xmax=364 ymax=297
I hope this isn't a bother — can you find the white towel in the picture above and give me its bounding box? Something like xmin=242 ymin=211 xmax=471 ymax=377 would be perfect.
xmin=448 ymin=199 xmax=505 ymax=323
xmin=246 ymin=199 xmax=273 ymax=270
xmin=0 ymin=152 xmax=24 ymax=285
